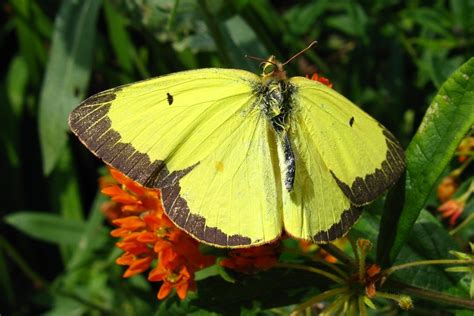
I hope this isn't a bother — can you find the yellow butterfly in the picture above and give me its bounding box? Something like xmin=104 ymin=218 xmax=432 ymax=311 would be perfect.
xmin=69 ymin=43 xmax=405 ymax=248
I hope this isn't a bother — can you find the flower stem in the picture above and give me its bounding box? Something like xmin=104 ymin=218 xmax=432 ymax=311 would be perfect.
xmin=275 ymin=262 xmax=346 ymax=284
xmin=349 ymin=237 xmax=360 ymax=268
xmin=0 ymin=235 xmax=117 ymax=314
xmin=451 ymin=156 xmax=473 ymax=177
xmin=358 ymin=295 xmax=369 ymax=316
xmin=320 ymin=243 xmax=355 ymax=267
xmin=389 ymin=280 xmax=474 ymax=310
xmin=282 ymin=247 xmax=349 ymax=278
xmin=383 ymin=259 xmax=474 ymax=276
xmin=0 ymin=235 xmax=47 ymax=288
xmin=450 ymin=213 xmax=474 ymax=236
xmin=291 ymin=287 xmax=349 ymax=315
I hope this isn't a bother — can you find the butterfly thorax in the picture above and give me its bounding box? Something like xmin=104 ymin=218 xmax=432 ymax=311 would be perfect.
xmin=259 ymin=56 xmax=292 ymax=133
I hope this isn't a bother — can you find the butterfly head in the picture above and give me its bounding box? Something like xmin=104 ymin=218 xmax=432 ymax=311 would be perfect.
xmin=261 ymin=56 xmax=287 ymax=82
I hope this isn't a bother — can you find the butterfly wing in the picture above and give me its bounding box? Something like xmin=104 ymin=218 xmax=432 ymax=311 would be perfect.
xmin=69 ymin=69 xmax=282 ymax=247
xmin=283 ymin=76 xmax=405 ymax=242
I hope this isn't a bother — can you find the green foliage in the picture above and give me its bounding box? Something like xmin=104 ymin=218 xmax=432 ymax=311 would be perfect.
xmin=4 ymin=211 xmax=88 ymax=245
xmin=1 ymin=0 xmax=473 ymax=315
xmin=38 ymin=0 xmax=102 ymax=175
xmin=378 ymin=57 xmax=474 ymax=266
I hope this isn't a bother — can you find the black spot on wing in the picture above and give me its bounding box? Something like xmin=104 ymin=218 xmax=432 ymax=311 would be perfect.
xmin=167 ymin=93 xmax=173 ymax=105
xmin=349 ymin=117 xmax=354 ymax=127
xmin=69 ymin=90 xmax=252 ymax=248
xmin=312 ymin=205 xmax=362 ymax=243
xmin=330 ymin=129 xmax=406 ymax=206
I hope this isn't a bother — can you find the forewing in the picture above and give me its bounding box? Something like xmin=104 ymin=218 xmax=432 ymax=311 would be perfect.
xmin=289 ymin=77 xmax=405 ymax=206
xmin=69 ymin=69 xmax=282 ymax=247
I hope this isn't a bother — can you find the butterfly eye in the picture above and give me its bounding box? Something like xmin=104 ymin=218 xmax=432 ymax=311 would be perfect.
xmin=263 ymin=63 xmax=275 ymax=75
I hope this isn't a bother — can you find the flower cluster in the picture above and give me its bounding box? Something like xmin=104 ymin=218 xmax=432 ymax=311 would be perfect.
xmin=101 ymin=168 xmax=215 ymax=300
xmin=220 ymin=242 xmax=280 ymax=273
xmin=437 ymin=133 xmax=474 ymax=227
xmin=306 ymin=72 xmax=333 ymax=88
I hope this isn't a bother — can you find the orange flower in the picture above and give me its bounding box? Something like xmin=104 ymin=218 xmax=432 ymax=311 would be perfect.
xmin=101 ymin=200 xmax=122 ymax=222
xmin=101 ymin=167 xmax=215 ymax=300
xmin=298 ymin=240 xmax=318 ymax=253
xmin=220 ymin=242 xmax=280 ymax=273
xmin=307 ymin=72 xmax=333 ymax=88
xmin=438 ymin=199 xmax=465 ymax=227
xmin=437 ymin=175 xmax=459 ymax=203
xmin=364 ymin=264 xmax=382 ymax=298
xmin=150 ymin=264 xmax=194 ymax=300
xmin=317 ymin=248 xmax=338 ymax=264
xmin=438 ymin=180 xmax=474 ymax=227
xmin=101 ymin=171 xmax=162 ymax=214
xmin=457 ymin=136 xmax=474 ymax=163
xmin=299 ymin=238 xmax=347 ymax=263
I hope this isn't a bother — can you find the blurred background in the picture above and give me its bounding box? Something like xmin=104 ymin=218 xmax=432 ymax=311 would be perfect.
xmin=1 ymin=0 xmax=473 ymax=315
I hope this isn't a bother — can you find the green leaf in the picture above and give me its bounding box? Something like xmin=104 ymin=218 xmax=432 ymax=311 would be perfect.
xmin=4 ymin=212 xmax=87 ymax=245
xmin=284 ymin=1 xmax=330 ymax=35
xmin=6 ymin=55 xmax=28 ymax=117
xmin=402 ymin=8 xmax=452 ymax=38
xmin=353 ymin=210 xmax=468 ymax=294
xmin=392 ymin=211 xmax=467 ymax=294
xmin=10 ymin=0 xmax=51 ymax=85
xmin=49 ymin=146 xmax=84 ymax=262
xmin=38 ymin=0 xmax=102 ymax=175
xmin=450 ymin=0 xmax=474 ymax=34
xmin=1 ymin=55 xmax=28 ymax=167
xmin=103 ymin=0 xmax=138 ymax=81
xmin=43 ymin=295 xmax=87 ymax=316
xmin=221 ymin=15 xmax=268 ymax=71
xmin=377 ymin=57 xmax=474 ymax=266
xmin=326 ymin=3 xmax=368 ymax=40
xmin=66 ymin=192 xmax=108 ymax=271
xmin=194 ymin=264 xmax=220 ymax=282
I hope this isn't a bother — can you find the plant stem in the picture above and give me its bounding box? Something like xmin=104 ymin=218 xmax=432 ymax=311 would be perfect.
xmin=0 ymin=235 xmax=116 ymax=314
xmin=320 ymin=243 xmax=355 ymax=267
xmin=450 ymin=213 xmax=474 ymax=235
xmin=282 ymin=247 xmax=349 ymax=278
xmin=451 ymin=156 xmax=473 ymax=177
xmin=275 ymin=262 xmax=346 ymax=284
xmin=358 ymin=295 xmax=368 ymax=316
xmin=349 ymin=237 xmax=360 ymax=268
xmin=291 ymin=287 xmax=349 ymax=315
xmin=0 ymin=235 xmax=47 ymax=288
xmin=389 ymin=280 xmax=474 ymax=310
xmin=383 ymin=259 xmax=474 ymax=275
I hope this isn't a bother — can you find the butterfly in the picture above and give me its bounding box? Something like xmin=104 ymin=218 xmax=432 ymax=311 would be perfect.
xmin=69 ymin=42 xmax=405 ymax=248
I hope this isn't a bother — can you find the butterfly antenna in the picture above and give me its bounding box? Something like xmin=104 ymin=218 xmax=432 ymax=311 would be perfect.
xmin=245 ymin=54 xmax=277 ymax=67
xmin=282 ymin=41 xmax=318 ymax=66
xmin=245 ymin=54 xmax=265 ymax=62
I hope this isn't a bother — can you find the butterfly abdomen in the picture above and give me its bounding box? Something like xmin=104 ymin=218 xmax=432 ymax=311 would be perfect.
xmin=258 ymin=79 xmax=297 ymax=192
xmin=282 ymin=134 xmax=296 ymax=191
